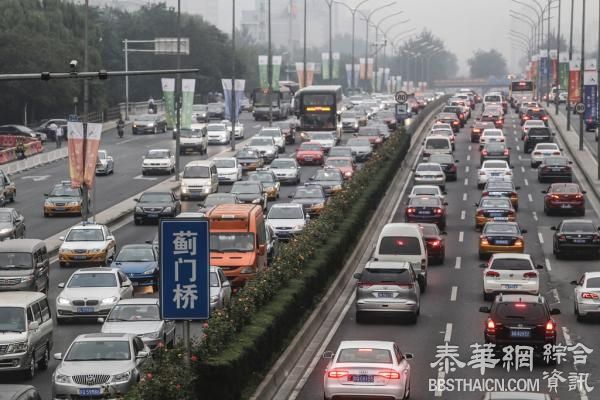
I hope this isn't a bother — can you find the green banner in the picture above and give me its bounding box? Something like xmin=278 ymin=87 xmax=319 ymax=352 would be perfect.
xmin=322 ymin=53 xmax=330 ymax=80
xmin=559 ymin=63 xmax=569 ymax=90
xmin=258 ymin=55 xmax=268 ymax=89
xmin=161 ymin=78 xmax=175 ymax=129
xmin=272 ymin=56 xmax=282 ymax=90
xmin=181 ymin=79 xmax=195 ymax=129
xmin=332 ymin=52 xmax=340 ymax=80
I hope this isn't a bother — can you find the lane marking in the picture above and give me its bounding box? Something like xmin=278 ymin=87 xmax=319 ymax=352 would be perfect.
xmin=538 ymin=231 xmax=544 ymax=244
xmin=521 ymin=166 xmax=525 ymax=173
xmin=467 ymin=154 xmax=471 ymax=161
xmin=532 ymin=211 xmax=538 ymax=221
xmin=524 ymin=178 xmax=529 ymax=186
xmin=21 ymin=175 xmax=50 ymax=182
xmin=545 ymin=257 xmax=552 ymax=271
xmin=460 ymin=210 xmax=465 ymax=220
xmin=528 ymin=193 xmax=533 ymax=202
xmin=455 ymin=256 xmax=461 ymax=269
xmin=551 ymin=288 xmax=560 ymax=304
xmin=468 ymin=145 xmax=471 ymax=151
xmin=116 ymin=137 xmax=137 ymax=145
xmin=450 ymin=286 xmax=458 ymax=302
xmin=462 ymin=193 xmax=467 ymax=201
xmin=465 ymin=166 xmax=470 ymax=173
xmin=516 ymin=145 xmax=520 ymax=151
xmin=518 ymin=155 xmax=522 ymax=160
xmin=133 ymin=174 xmax=159 ymax=180
xmin=464 ymin=178 xmax=468 ymax=186
xmin=458 ymin=231 xmax=464 ymax=242
xmin=444 ymin=322 xmax=453 ymax=343
xmin=562 ymin=326 xmax=573 ymax=346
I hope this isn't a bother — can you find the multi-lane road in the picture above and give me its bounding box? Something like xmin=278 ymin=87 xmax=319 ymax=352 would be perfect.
xmin=294 ymin=105 xmax=600 ymax=399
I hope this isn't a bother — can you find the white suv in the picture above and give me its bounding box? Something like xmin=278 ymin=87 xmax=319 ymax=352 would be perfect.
xmin=481 ymin=253 xmax=543 ymax=301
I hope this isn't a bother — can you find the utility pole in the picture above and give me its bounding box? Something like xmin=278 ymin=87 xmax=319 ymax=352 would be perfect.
xmin=231 ymin=0 xmax=236 ymax=151
xmin=303 ymin=0 xmax=307 ymax=87
xmin=175 ymin=0 xmax=182 ymax=182
xmin=326 ymin=0 xmax=333 ymax=81
xmin=546 ymin=0 xmax=551 ymax=106
xmin=124 ymin=39 xmax=129 ymax=121
xmin=82 ymin=0 xmax=90 ymax=222
xmin=268 ymin=0 xmax=273 ymax=126
xmin=555 ymin=0 xmax=561 ymax=115
xmin=578 ymin=0 xmax=585 ymax=151
xmin=566 ymin=0 xmax=574 ymax=130
xmin=597 ymin=0 xmax=600 ymax=179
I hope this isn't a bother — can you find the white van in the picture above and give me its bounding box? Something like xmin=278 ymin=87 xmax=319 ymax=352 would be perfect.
xmin=423 ymin=136 xmax=452 ymax=159
xmin=180 ymin=160 xmax=219 ymax=200
xmin=372 ymin=223 xmax=428 ymax=291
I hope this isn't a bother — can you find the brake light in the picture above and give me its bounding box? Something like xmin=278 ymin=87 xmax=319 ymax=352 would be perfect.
xmin=523 ymin=271 xmax=537 ymax=278
xmin=558 ymin=235 xmax=567 ymax=241
xmin=459 ymin=113 xmax=464 ymax=119
xmin=582 ymin=292 xmax=600 ymax=299
xmin=575 ymin=194 xmax=584 ymax=200
xmin=378 ymin=370 xmax=401 ymax=379
xmin=328 ymin=369 xmax=349 ymax=379
xmin=515 ymin=303 xmax=527 ymax=308
xmin=511 ymin=192 xmax=518 ymax=197
xmin=533 ymin=151 xmax=541 ymax=155
xmin=550 ymin=194 xmax=560 ymax=200
xmin=429 ymin=240 xmax=441 ymax=247
xmin=593 ymin=235 xmax=600 ymax=243
xmin=473 ymin=128 xmax=481 ymax=133
xmin=553 ymin=151 xmax=560 ymax=155
xmin=545 ymin=320 xmax=555 ymax=334
xmin=482 ymin=150 xmax=488 ymax=156
xmin=503 ymin=149 xmax=509 ymax=156
xmin=476 ymin=210 xmax=484 ymax=216
xmin=358 ymin=282 xmax=372 ymax=288
xmin=523 ymin=116 xmax=530 ymax=120
xmin=434 ymin=208 xmax=443 ymax=215
xmin=542 ymin=116 xmax=548 ymax=120
xmin=407 ymin=207 xmax=416 ymax=214
xmin=486 ymin=318 xmax=496 ymax=333
xmin=450 ymin=164 xmax=457 ymax=171
xmin=486 ymin=270 xmax=500 ymax=277
xmin=452 ymin=121 xmax=459 ymax=125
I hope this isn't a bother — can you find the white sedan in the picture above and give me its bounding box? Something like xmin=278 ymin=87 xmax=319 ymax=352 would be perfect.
xmin=530 ymin=143 xmax=562 ymax=167
xmin=323 ymin=340 xmax=413 ymax=400
xmin=572 ymin=272 xmax=600 ymax=321
xmin=479 ymin=129 xmax=505 ymax=149
xmin=141 ymin=149 xmax=175 ymax=175
xmin=409 ymin=185 xmax=446 ymax=202
xmin=481 ymin=253 xmax=543 ymax=301
xmin=214 ymin=157 xmax=243 ymax=182
xmin=477 ymin=160 xmax=513 ymax=189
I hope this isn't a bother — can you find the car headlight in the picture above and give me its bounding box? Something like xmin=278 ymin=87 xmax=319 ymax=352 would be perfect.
xmin=240 ymin=267 xmax=255 ymax=274
xmin=135 ymin=206 xmax=143 ymax=213
xmin=293 ymin=224 xmax=305 ymax=231
xmin=89 ymin=248 xmax=104 ymax=253
xmin=54 ymin=373 xmax=71 ymax=384
xmin=132 ymin=124 xmax=137 ymax=128
xmin=112 ymin=370 xmax=132 ymax=383
xmin=101 ymin=296 xmax=118 ymax=305
xmin=210 ymin=295 xmax=219 ymax=303
xmin=332 ymin=185 xmax=342 ymax=191
xmin=67 ymin=201 xmax=79 ymax=206
xmin=44 ymin=200 xmax=53 ymax=206
xmin=312 ymin=202 xmax=325 ymax=209
xmin=7 ymin=341 xmax=28 ymax=353
xmin=20 ymin=275 xmax=34 ymax=283
xmin=143 ymin=268 xmax=156 ymax=275
xmin=252 ymin=198 xmax=262 ymax=204
xmin=0 ymin=228 xmax=12 ymax=234
xmin=142 ymin=331 xmax=161 ymax=339
xmin=147 ymin=123 xmax=155 ymax=127
xmin=163 ymin=207 xmax=173 ymax=213
xmin=57 ymin=297 xmax=70 ymax=305
xmin=344 ymin=171 xmax=352 ymax=177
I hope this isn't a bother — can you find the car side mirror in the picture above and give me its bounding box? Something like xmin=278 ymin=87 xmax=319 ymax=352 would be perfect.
xmin=323 ymin=351 xmax=334 ymax=359
xmin=28 ymin=321 xmax=39 ymax=331
xmin=455 ymin=160 xmax=459 ymax=163
xmin=222 ymin=280 xmax=231 ymax=287
xmin=59 ymin=236 xmax=65 ymax=241
xmin=507 ymin=147 xmax=512 ymax=150
xmin=97 ymin=317 xmax=105 ymax=323
xmin=122 ymin=282 xmax=131 ymax=288
xmin=137 ymin=351 xmax=149 ymax=359
xmin=515 ymin=186 xmax=521 ymax=190
xmin=474 ymin=203 xmax=478 ymax=207
xmin=288 ymin=194 xmax=293 ymax=198
xmin=133 ymin=198 xmax=139 ymax=202
xmin=54 ymin=353 xmax=63 ymax=361
xmin=479 ymin=263 xmax=487 ymax=268
xmin=58 ymin=282 xmax=65 ymax=288
xmin=541 ymin=190 xmax=547 ymax=194
xmin=107 ymin=236 xmax=115 ymax=241
xmin=550 ymin=226 xmax=557 ymax=230
xmin=582 ymin=190 xmax=587 ymax=194
xmin=404 ymin=353 xmax=414 ymax=360
xmin=536 ymin=264 xmax=544 ymax=269
xmin=305 ymin=214 xmax=311 ymax=220
xmin=44 ymin=193 xmax=49 ymax=197
xmin=443 ymin=202 xmax=449 ymax=206
xmin=570 ymin=280 xmax=579 ymax=285
xmin=550 ymin=308 xmax=561 ymax=315
xmin=353 ymin=272 xmax=362 ymax=279
xmin=479 ymin=306 xmax=491 ymax=313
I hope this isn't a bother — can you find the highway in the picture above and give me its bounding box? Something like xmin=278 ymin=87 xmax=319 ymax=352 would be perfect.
xmin=0 ymin=112 xmax=364 ymax=398
xmin=293 ymin=105 xmax=600 ymax=400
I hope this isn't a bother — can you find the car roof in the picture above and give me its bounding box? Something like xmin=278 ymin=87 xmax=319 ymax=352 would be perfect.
xmin=338 ymin=340 xmax=395 ymax=351
xmin=561 ymin=219 xmax=594 ymax=224
xmin=185 ymin=160 xmax=215 ymax=167
xmin=75 ymin=333 xmax=134 ymax=341
xmin=73 ymin=267 xmax=119 ymax=274
xmin=0 ymin=238 xmax=44 ymax=252
xmin=0 ymin=291 xmax=45 ymax=306
xmin=116 ymin=298 xmax=159 ymax=305
xmin=148 ymin=148 xmax=170 ymax=153
xmin=69 ymin=223 xmax=105 ymax=230
xmin=490 ymin=253 xmax=531 ymax=261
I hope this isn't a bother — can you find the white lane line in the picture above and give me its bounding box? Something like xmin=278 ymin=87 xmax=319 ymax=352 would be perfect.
xmin=545 ymin=257 xmax=552 ymax=271
xmin=450 ymin=286 xmax=458 ymax=301
xmin=468 ymin=145 xmax=471 ymax=151
xmin=465 ymin=165 xmax=470 ymax=173
xmin=528 ymin=193 xmax=533 ymax=202
xmin=462 ymin=193 xmax=467 ymax=201
xmin=521 ymin=166 xmax=525 ymax=173
xmin=444 ymin=322 xmax=453 ymax=343
xmin=459 ymin=231 xmax=464 ymax=242
xmin=516 ymin=145 xmax=520 ymax=151
xmin=435 ymin=371 xmax=445 ymax=397
xmin=518 ymin=155 xmax=522 ymax=160
xmin=253 ymin=124 xmax=261 ymax=128
xmin=524 ymin=178 xmax=529 ymax=186
xmin=532 ymin=211 xmax=538 ymax=221
xmin=116 ymin=138 xmax=137 ymax=145
xmin=464 ymin=178 xmax=468 ymax=186
xmin=460 ymin=210 xmax=466 ymax=220
xmin=455 ymin=256 xmax=461 ymax=269
xmin=551 ymin=288 xmax=560 ymax=304
xmin=467 ymin=154 xmax=471 ymax=161
xmin=538 ymin=231 xmax=544 ymax=244
xmin=562 ymin=326 xmax=573 ymax=346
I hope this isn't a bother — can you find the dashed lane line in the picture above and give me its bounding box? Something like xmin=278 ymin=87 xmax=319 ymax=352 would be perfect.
xmin=459 ymin=231 xmax=464 ymax=242
xmin=463 ymin=193 xmax=467 ymax=201
xmin=444 ymin=322 xmax=453 ymax=343
xmin=528 ymin=193 xmax=533 ymax=202
xmin=464 ymin=178 xmax=468 ymax=186
xmin=538 ymin=232 xmax=544 ymax=244
xmin=450 ymin=286 xmax=458 ymax=301
xmin=460 ymin=210 xmax=465 ymax=220
xmin=524 ymin=178 xmax=529 ymax=186
xmin=455 ymin=256 xmax=461 ymax=269
xmin=545 ymin=257 xmax=552 ymax=271
xmin=532 ymin=211 xmax=538 ymax=221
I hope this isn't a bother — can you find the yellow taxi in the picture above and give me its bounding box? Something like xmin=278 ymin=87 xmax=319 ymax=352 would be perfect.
xmin=478 ymin=221 xmax=526 ymax=259
xmin=44 ymin=181 xmax=85 ymax=217
xmin=482 ymin=181 xmax=520 ymax=210
xmin=58 ymin=222 xmax=117 ymax=268
xmin=474 ymin=196 xmax=516 ymax=230
xmin=0 ymin=170 xmax=16 ymax=203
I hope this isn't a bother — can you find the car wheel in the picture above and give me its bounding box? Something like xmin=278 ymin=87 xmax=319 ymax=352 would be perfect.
xmin=59 ymin=262 xmax=66 ymax=268
xmin=38 ymin=345 xmax=50 ymax=370
xmin=142 ymin=170 xmax=147 ymax=176
xmin=483 ymin=291 xmax=493 ymax=301
xmin=355 ymin=311 xmax=364 ymax=324
xmin=134 ymin=219 xmax=140 ymax=226
xmin=24 ymin=352 xmax=35 ymax=380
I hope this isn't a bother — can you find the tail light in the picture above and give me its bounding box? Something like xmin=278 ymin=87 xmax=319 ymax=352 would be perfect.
xmin=452 ymin=121 xmax=459 ymax=125
xmin=486 ymin=318 xmax=496 ymax=333
xmin=542 ymin=116 xmax=549 ymax=120
xmin=357 ymin=282 xmax=372 ymax=288
xmin=545 ymin=320 xmax=556 ymax=336
xmin=523 ymin=116 xmax=530 ymax=120
xmin=581 ymin=292 xmax=600 ymax=299
xmin=429 ymin=240 xmax=441 ymax=247
xmin=558 ymin=235 xmax=567 ymax=241
xmin=553 ymin=151 xmax=560 ymax=155
xmin=511 ymin=191 xmax=518 ymax=197
xmin=550 ymin=194 xmax=560 ymax=200
xmin=508 ymin=211 xmax=515 ymax=217
xmin=533 ymin=151 xmax=541 ymax=155
xmin=503 ymin=149 xmax=509 ymax=156
xmin=515 ymin=239 xmax=524 ymax=247
xmin=482 ymin=191 xmax=489 ymax=196
xmin=328 ymin=369 xmax=349 ymax=379
xmin=593 ymin=235 xmax=600 ymax=243
xmin=407 ymin=207 xmax=416 ymax=214
xmin=434 ymin=208 xmax=443 ymax=214
xmin=378 ymin=370 xmax=401 ymax=379
xmin=523 ymin=271 xmax=537 ymax=278
xmin=450 ymin=164 xmax=457 ymax=171
xmin=575 ymin=194 xmax=584 ymax=200
xmin=421 ymin=258 xmax=427 ymax=268
xmin=476 ymin=210 xmax=484 ymax=216
xmin=459 ymin=113 xmax=464 ymax=119
xmin=486 ymin=270 xmax=500 ymax=277
xmin=482 ymin=150 xmax=488 ymax=156
xmin=473 ymin=128 xmax=481 ymax=133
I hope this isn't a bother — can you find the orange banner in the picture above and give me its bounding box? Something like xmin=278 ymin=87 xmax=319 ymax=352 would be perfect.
xmin=67 ymin=122 xmax=102 ymax=189
xmin=67 ymin=122 xmax=84 ymax=188
xmin=83 ymin=123 xmax=102 ymax=189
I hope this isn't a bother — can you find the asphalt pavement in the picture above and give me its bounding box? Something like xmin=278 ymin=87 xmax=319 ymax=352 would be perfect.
xmin=294 ymin=105 xmax=600 ymax=400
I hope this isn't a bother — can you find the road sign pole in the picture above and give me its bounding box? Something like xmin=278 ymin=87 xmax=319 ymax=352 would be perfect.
xmin=184 ymin=320 xmax=191 ymax=368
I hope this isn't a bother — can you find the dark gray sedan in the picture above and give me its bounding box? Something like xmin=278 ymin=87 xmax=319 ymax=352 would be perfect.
xmin=0 ymin=208 xmax=25 ymax=240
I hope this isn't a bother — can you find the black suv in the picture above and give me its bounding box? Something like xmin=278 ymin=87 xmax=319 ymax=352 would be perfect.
xmin=134 ymin=191 xmax=181 ymax=225
xmin=479 ymin=294 xmax=560 ymax=357
xmin=552 ymin=219 xmax=600 ymax=259
xmin=524 ymin=127 xmax=553 ymax=153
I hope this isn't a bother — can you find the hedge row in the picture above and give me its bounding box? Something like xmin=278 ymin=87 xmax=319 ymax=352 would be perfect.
xmin=126 ymin=99 xmax=443 ymax=400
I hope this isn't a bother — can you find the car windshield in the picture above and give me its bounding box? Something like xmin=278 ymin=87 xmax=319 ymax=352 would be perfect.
xmin=417 ymin=164 xmax=441 ymax=172
xmin=231 ymin=183 xmax=261 ymax=194
xmin=236 ymin=150 xmax=258 ymax=159
xmin=484 ymin=131 xmax=502 ymax=137
xmin=425 ymin=138 xmax=449 ymax=149
xmin=208 ymin=104 xmax=222 ymax=112
xmin=207 ymin=125 xmax=225 ymax=131
xmin=379 ymin=236 xmax=421 ymax=255
xmin=537 ymin=144 xmax=557 ymax=150
xmin=116 ymin=247 xmax=155 ymax=262
xmin=249 ymin=173 xmax=274 ymax=183
xmin=410 ymin=198 xmax=441 ymax=207
xmin=210 ymin=233 xmax=255 ymax=252
xmin=329 ymin=148 xmax=352 ymax=157
xmin=300 ymin=143 xmax=321 ymax=151
xmin=271 ymin=159 xmax=296 ymax=169
xmin=480 ymin=199 xmax=511 ymax=208
xmin=0 ymin=307 xmax=25 ymax=332
xmin=314 ymin=170 xmax=341 ymax=180
xmin=347 ymin=139 xmax=370 ymax=147
xmin=179 ymin=129 xmax=198 ymax=138
xmin=361 ymin=267 xmax=412 ymax=284
xmin=528 ymin=128 xmax=551 ymax=136
xmin=431 ymin=130 xmax=451 ymax=137
xmin=342 ymin=112 xmax=356 ymax=118
xmin=107 ymin=304 xmax=160 ymax=321
xmin=210 ymin=272 xmax=220 ymax=287
xmin=139 ymin=193 xmax=172 ymax=202
xmin=551 ymin=184 xmax=579 ymax=193
xmin=204 ymin=194 xmax=236 ymax=206
xmin=215 ymin=159 xmax=236 ymax=168
xmin=146 ymin=151 xmax=169 ymax=159
xmin=419 ymin=225 xmax=438 ymax=236
xmin=193 ymin=105 xmax=208 ymax=111
xmin=0 ymin=252 xmax=32 ymax=269
xmin=525 ymin=121 xmax=545 ymax=127
xmin=250 ymin=138 xmax=273 ymax=146
xmin=486 ymin=183 xmax=513 ymax=191
xmin=68 ymin=273 xmax=117 ymax=288
xmin=561 ymin=222 xmax=595 ymax=232
xmin=268 ymin=206 xmax=304 ymax=219
xmin=137 ymin=115 xmax=156 ymax=121
xmin=312 ymin=133 xmax=334 ymax=140
xmin=495 ymin=303 xmax=546 ymax=323
xmin=50 ymin=186 xmax=80 ymax=197
xmin=326 ymin=159 xmax=351 ymax=167
xmin=429 ymin=155 xmax=452 ymax=164
xmin=65 ymin=340 xmax=131 ymax=361
xmin=66 ymin=228 xmax=104 ymax=242
xmin=484 ymin=162 xmax=507 ymax=169
xmin=183 ymin=166 xmax=210 ymax=179
xmin=98 ymin=152 xmax=107 ymax=160
xmin=294 ymin=187 xmax=323 ymax=199
xmin=483 ymin=224 xmax=519 ymax=235
xmin=0 ymin=212 xmax=12 ymax=222
xmin=544 ymin=157 xmax=567 ymax=166
xmin=258 ymin=130 xmax=280 ymax=138
xmin=337 ymin=348 xmax=393 ymax=364
xmin=358 ymin=128 xmax=379 ymax=136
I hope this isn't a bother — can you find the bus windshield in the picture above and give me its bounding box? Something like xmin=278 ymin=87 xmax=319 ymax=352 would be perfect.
xmin=253 ymin=91 xmax=280 ymax=107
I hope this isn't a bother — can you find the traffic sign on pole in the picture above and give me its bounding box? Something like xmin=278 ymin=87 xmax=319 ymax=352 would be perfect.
xmin=575 ymin=102 xmax=586 ymax=114
xmin=160 ymin=218 xmax=210 ymax=320
xmin=395 ymin=90 xmax=408 ymax=104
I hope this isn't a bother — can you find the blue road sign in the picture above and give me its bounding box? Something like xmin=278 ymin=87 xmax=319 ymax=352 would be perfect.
xmin=67 ymin=114 xmax=81 ymax=122
xmin=159 ymin=218 xmax=210 ymax=320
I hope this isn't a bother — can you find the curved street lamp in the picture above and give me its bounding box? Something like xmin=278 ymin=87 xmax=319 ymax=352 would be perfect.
xmin=359 ymin=2 xmax=396 ymax=91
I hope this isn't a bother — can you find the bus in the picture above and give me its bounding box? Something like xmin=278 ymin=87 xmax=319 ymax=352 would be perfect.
xmin=279 ymin=80 xmax=300 ymax=95
xmin=293 ymin=85 xmax=343 ymax=142
xmin=251 ymin=86 xmax=292 ymax=121
xmin=509 ymin=80 xmax=535 ymax=107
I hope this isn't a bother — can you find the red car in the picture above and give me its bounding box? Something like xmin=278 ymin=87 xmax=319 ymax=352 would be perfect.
xmin=355 ymin=127 xmax=383 ymax=147
xmin=543 ymin=183 xmax=586 ymax=216
xmin=419 ymin=223 xmax=446 ymax=264
xmin=295 ymin=141 xmax=324 ymax=165
xmin=324 ymin=156 xmax=356 ymax=179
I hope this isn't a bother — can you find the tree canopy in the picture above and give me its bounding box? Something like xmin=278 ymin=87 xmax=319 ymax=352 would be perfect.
xmin=468 ymin=49 xmax=508 ymax=79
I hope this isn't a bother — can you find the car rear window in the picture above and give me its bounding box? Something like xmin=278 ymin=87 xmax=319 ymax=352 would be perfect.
xmin=561 ymin=222 xmax=595 ymax=232
xmin=360 ymin=268 xmax=412 ymax=285
xmin=490 ymin=259 xmax=532 ymax=270
xmin=337 ymin=348 xmax=393 ymax=364
xmin=528 ymin=128 xmax=551 ymax=136
xmin=425 ymin=138 xmax=450 ymax=149
xmin=484 ymin=161 xmax=507 ymax=169
xmin=544 ymin=157 xmax=567 ymax=166
xmin=379 ymin=236 xmax=421 ymax=256
xmin=586 ymin=277 xmax=600 ymax=288
xmin=409 ymin=197 xmax=442 ymax=207
xmin=551 ymin=184 xmax=579 ymax=193
xmin=483 ymin=224 xmax=519 ymax=235
xmin=429 ymin=155 xmax=453 ymax=164
xmin=495 ymin=303 xmax=546 ymax=323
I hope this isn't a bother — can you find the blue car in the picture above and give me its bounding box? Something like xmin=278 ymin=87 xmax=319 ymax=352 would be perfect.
xmin=111 ymin=244 xmax=159 ymax=290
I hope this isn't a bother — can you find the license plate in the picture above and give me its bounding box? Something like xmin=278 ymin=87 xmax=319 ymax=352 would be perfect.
xmin=573 ymin=239 xmax=587 ymax=244
xmin=561 ymin=204 xmax=572 ymax=208
xmin=503 ymin=284 xmax=519 ymax=289
xmin=77 ymin=307 xmax=95 ymax=313
xmin=350 ymin=375 xmax=374 ymax=383
xmin=148 ymin=213 xmax=159 ymax=218
xmin=492 ymin=216 xmax=508 ymax=221
xmin=510 ymin=329 xmax=531 ymax=338
xmin=552 ymin=168 xmax=562 ymax=171
xmin=305 ymin=157 xmax=313 ymax=161
xmin=543 ymin=152 xmax=551 ymax=156
xmin=491 ymin=173 xmax=500 ymax=176
xmin=54 ymin=207 xmax=65 ymax=211
xmin=132 ymin=281 xmax=139 ymax=287
xmin=377 ymin=292 xmax=393 ymax=298
xmin=489 ymin=192 xmax=502 ymax=196
xmin=495 ymin=240 xmax=510 ymax=245
xmin=418 ymin=211 xmax=431 ymax=215
xmin=79 ymin=388 xmax=102 ymax=396
xmin=73 ymin=255 xmax=87 ymax=260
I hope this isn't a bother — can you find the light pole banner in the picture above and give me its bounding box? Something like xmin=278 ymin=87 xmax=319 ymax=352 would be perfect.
xmin=559 ymin=52 xmax=569 ymax=90
xmin=367 ymin=58 xmax=374 ymax=80
xmin=585 ymin=60 xmax=597 ymax=71
xmin=549 ymin=49 xmax=558 ymax=85
xmin=258 ymin=55 xmax=269 ymax=89
xmin=539 ymin=50 xmax=548 ymax=92
xmin=384 ymin=68 xmax=390 ymax=92
xmin=345 ymin=64 xmax=352 ymax=87
xmin=354 ymin=64 xmax=360 ymax=86
xmin=67 ymin=122 xmax=84 ymax=188
xmin=83 ymin=123 xmax=102 ymax=189
xmin=181 ymin=79 xmax=196 ymax=130
xmin=161 ymin=78 xmax=176 ymax=130
xmin=332 ymin=52 xmax=340 ymax=79
xmin=306 ymin=63 xmax=315 ymax=86
xmin=272 ymin=56 xmax=282 ymax=90
xmin=568 ymin=60 xmax=582 ymax=103
xmin=583 ymin=70 xmax=598 ymax=125
xmin=296 ymin=62 xmax=305 ymax=88
xmin=359 ymin=58 xmax=366 ymax=80
xmin=321 ymin=53 xmax=330 ymax=80
xmin=221 ymin=79 xmax=246 ymax=122
xmin=377 ymin=68 xmax=384 ymax=92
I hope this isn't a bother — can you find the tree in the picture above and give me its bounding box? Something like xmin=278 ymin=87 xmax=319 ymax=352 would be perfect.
xmin=468 ymin=49 xmax=508 ymax=79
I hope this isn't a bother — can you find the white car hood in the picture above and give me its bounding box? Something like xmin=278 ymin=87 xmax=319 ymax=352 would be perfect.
xmin=208 ymin=130 xmax=227 ymax=136
xmin=248 ymin=145 xmax=276 ymax=153
xmin=60 ymin=286 xmax=120 ymax=301
xmin=267 ymin=218 xmax=305 ymax=229
xmin=217 ymin=167 xmax=238 ymax=175
xmin=143 ymin=158 xmax=170 ymax=165
xmin=101 ymin=320 xmax=163 ymax=335
xmin=0 ymin=331 xmax=27 ymax=345
xmin=271 ymin=168 xmax=297 ymax=175
xmin=182 ymin=178 xmax=212 ymax=186
xmin=60 ymin=241 xmax=107 ymax=251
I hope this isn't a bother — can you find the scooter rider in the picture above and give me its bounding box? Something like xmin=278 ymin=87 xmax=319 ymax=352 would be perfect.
xmin=117 ymin=115 xmax=125 ymax=138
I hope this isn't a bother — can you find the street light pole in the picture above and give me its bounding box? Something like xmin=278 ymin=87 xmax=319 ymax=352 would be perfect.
xmin=578 ymin=0 xmax=585 ymax=151
xmin=597 ymin=0 xmax=600 ymax=179
xmin=566 ymin=0 xmax=574 ymax=131
xmin=554 ymin=0 xmax=561 ymax=114
xmin=546 ymin=0 xmax=551 ymax=105
xmin=303 ymin=0 xmax=307 ymax=87
xmin=231 ymin=0 xmax=236 ymax=151
xmin=82 ymin=0 xmax=89 ymax=222
xmin=325 ymin=0 xmax=333 ymax=81
xmin=334 ymin=0 xmax=370 ymax=90
xmin=174 ymin=0 xmax=182 ymax=182
xmin=362 ymin=2 xmax=395 ymax=92
xmin=268 ymin=0 xmax=273 ymax=126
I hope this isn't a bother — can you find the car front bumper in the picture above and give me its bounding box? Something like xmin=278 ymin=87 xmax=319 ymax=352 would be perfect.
xmin=53 ymin=379 xmax=136 ymax=399
xmin=483 ymin=279 xmax=539 ymax=295
xmin=59 ymin=251 xmax=107 ymax=266
xmin=142 ymin=166 xmax=172 ymax=174
xmin=45 ymin=205 xmax=82 ymax=216
xmin=0 ymin=351 xmax=31 ymax=372
xmin=56 ymin=303 xmax=113 ymax=319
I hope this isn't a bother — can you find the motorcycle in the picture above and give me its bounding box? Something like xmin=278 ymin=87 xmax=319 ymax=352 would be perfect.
xmin=117 ymin=123 xmax=124 ymax=138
